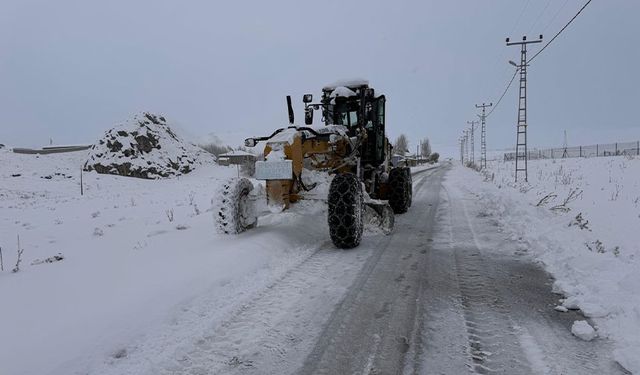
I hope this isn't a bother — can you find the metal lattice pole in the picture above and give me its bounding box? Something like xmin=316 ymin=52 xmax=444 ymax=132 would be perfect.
xmin=507 ymin=35 xmax=543 ymax=182
xmin=475 ymin=103 xmax=493 ymax=169
xmin=463 ymin=130 xmax=470 ymax=164
xmin=467 ymin=121 xmax=479 ymax=166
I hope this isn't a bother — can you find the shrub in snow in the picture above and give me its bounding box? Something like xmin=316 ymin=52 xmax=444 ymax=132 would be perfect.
xmin=166 ymin=209 xmax=174 ymax=222
xmin=84 ymin=112 xmax=214 ymax=179
xmin=571 ymin=320 xmax=597 ymax=341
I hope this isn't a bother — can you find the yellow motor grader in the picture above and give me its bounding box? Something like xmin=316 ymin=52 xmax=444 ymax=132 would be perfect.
xmin=215 ymin=79 xmax=412 ymax=248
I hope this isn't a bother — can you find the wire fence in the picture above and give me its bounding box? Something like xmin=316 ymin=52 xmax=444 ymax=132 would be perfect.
xmin=504 ymin=140 xmax=640 ymax=161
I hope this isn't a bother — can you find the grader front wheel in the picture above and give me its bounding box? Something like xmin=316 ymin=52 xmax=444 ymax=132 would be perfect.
xmin=328 ymin=173 xmax=364 ymax=249
xmin=214 ymin=178 xmax=257 ymax=234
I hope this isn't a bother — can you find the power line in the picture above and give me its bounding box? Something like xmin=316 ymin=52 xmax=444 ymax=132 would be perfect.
xmin=486 ymin=68 xmax=519 ymax=118
xmin=510 ymin=0 xmax=532 ymax=35
xmin=528 ymin=0 xmax=554 ymax=34
xmin=528 ymin=0 xmax=593 ymax=64
xmin=485 ymin=0 xmax=592 ymax=120
xmin=542 ymin=0 xmax=571 ymax=34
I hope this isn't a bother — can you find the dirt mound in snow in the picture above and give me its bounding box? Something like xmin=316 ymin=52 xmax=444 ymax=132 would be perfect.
xmin=84 ymin=113 xmax=214 ymax=179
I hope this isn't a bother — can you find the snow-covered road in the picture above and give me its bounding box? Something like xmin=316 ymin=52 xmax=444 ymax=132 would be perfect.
xmin=102 ymin=164 xmax=624 ymax=375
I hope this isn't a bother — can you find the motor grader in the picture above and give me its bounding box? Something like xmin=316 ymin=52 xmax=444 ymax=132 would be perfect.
xmin=215 ymin=79 xmax=412 ymax=248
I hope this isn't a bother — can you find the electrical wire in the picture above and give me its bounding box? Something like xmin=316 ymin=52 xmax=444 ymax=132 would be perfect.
xmin=486 ymin=68 xmax=520 ymax=118
xmin=542 ymin=0 xmax=571 ymax=34
xmin=528 ymin=0 xmax=593 ymax=64
xmin=528 ymin=0 xmax=554 ymax=34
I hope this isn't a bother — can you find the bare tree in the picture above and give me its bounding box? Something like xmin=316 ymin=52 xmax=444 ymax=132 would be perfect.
xmin=394 ymin=134 xmax=409 ymax=156
xmin=420 ymin=138 xmax=432 ymax=158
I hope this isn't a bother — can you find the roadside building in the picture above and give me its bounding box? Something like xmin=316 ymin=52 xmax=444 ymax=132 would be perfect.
xmin=217 ymin=150 xmax=256 ymax=166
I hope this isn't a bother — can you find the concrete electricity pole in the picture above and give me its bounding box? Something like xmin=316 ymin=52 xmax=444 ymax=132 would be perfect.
xmin=475 ymin=102 xmax=493 ymax=169
xmin=467 ymin=121 xmax=479 ymax=166
xmin=506 ymin=34 xmax=543 ymax=182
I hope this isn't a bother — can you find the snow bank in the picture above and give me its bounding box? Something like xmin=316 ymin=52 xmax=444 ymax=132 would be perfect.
xmin=457 ymin=155 xmax=640 ymax=373
xmin=84 ymin=112 xmax=214 ymax=179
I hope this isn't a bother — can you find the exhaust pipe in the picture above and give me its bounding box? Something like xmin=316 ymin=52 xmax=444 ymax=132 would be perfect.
xmin=286 ymin=95 xmax=294 ymax=124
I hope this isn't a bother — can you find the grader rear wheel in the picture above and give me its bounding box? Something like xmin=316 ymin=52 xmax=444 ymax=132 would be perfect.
xmin=388 ymin=167 xmax=412 ymax=214
xmin=328 ymin=173 xmax=364 ymax=249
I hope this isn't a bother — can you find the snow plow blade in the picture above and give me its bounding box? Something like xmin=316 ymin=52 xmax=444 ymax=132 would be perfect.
xmin=364 ymin=200 xmax=394 ymax=235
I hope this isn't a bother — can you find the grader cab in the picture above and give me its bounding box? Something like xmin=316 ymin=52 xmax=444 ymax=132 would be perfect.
xmin=215 ymin=79 xmax=412 ymax=248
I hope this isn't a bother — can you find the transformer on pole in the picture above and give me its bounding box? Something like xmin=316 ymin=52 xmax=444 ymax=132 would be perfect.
xmin=506 ymin=35 xmax=543 ymax=182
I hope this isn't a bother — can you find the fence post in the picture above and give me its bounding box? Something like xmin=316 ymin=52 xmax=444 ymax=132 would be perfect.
xmin=580 ymin=146 xmax=582 ymax=157
xmin=615 ymin=143 xmax=618 ymax=155
xmin=551 ymin=149 xmax=554 ymax=159
xmin=596 ymin=144 xmax=599 ymax=157
xmin=637 ymin=141 xmax=639 ymax=156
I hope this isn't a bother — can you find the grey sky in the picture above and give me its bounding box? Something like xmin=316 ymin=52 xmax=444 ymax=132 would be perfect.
xmin=1 ymin=1 xmax=638 ymax=157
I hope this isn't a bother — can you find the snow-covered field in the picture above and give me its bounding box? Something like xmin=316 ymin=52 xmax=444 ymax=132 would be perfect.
xmin=459 ymin=156 xmax=640 ymax=373
xmin=0 ymin=148 xmax=338 ymax=375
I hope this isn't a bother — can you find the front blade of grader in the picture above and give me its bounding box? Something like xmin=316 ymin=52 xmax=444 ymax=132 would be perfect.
xmin=363 ymin=200 xmax=395 ymax=235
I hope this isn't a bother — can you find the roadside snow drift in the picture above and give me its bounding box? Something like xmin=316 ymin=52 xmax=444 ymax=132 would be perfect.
xmin=84 ymin=112 xmax=213 ymax=179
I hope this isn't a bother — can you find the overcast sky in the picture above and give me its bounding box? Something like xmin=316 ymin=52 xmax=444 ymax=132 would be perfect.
xmin=1 ymin=1 xmax=638 ymax=156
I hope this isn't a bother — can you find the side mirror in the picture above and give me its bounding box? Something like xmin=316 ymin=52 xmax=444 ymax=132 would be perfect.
xmin=303 ymin=94 xmax=313 ymax=103
xmin=244 ymin=138 xmax=257 ymax=147
xmin=305 ymin=107 xmax=313 ymax=125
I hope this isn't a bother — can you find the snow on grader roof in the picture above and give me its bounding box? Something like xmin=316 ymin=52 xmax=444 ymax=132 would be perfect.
xmin=84 ymin=112 xmax=214 ymax=179
xmin=322 ymin=78 xmax=370 ymax=91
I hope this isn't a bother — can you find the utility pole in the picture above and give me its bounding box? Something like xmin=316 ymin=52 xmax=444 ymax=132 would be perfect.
xmin=562 ymin=130 xmax=569 ymax=158
xmin=475 ymin=103 xmax=493 ymax=169
xmin=463 ymin=129 xmax=470 ymax=164
xmin=467 ymin=121 xmax=479 ymax=166
xmin=506 ymin=34 xmax=543 ymax=182
xmin=459 ymin=137 xmax=465 ymax=164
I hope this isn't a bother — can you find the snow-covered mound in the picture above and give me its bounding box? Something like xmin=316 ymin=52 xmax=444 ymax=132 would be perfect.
xmin=84 ymin=112 xmax=214 ymax=179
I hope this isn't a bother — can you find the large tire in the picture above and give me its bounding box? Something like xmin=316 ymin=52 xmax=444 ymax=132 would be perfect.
xmin=328 ymin=173 xmax=364 ymax=249
xmin=389 ymin=167 xmax=412 ymax=214
xmin=214 ymin=178 xmax=257 ymax=234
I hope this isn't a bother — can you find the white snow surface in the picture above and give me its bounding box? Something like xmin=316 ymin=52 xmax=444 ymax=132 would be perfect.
xmin=571 ymin=320 xmax=597 ymax=341
xmin=458 ymin=155 xmax=640 ymax=373
xmin=0 ymin=148 xmax=336 ymax=375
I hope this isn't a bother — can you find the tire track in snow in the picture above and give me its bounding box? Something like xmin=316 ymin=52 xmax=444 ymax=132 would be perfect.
xmin=300 ymin=166 xmax=446 ymax=375
xmin=431 ymin=173 xmax=628 ymax=375
xmin=150 ymin=240 xmax=376 ymax=375
xmin=449 ymin=186 xmax=533 ymax=374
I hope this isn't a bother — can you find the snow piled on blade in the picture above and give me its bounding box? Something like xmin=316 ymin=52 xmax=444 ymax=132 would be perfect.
xmin=456 ymin=155 xmax=640 ymax=373
xmin=84 ymin=112 xmax=214 ymax=179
